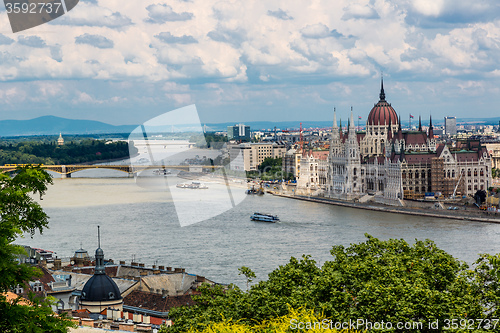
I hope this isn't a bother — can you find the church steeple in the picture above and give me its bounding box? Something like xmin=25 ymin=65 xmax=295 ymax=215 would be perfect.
xmin=418 ymin=116 xmax=422 ymax=132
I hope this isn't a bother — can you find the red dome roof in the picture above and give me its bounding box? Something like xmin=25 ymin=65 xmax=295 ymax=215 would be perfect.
xmin=367 ymin=101 xmax=398 ymax=126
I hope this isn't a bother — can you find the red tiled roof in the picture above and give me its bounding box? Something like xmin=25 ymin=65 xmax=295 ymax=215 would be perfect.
xmin=403 ymin=153 xmax=435 ymax=164
xmin=311 ymin=150 xmax=328 ymax=161
xmin=404 ymin=132 xmax=428 ymax=145
xmin=453 ymin=152 xmax=479 ymax=162
xmin=123 ymin=290 xmax=199 ymax=313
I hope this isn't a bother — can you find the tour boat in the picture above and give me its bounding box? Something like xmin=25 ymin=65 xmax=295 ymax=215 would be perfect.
xmin=250 ymin=212 xmax=279 ymax=223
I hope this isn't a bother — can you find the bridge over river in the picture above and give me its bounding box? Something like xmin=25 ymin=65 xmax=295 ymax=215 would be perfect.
xmin=0 ymin=164 xmax=219 ymax=178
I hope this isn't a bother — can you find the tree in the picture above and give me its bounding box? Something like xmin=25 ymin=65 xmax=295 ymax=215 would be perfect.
xmin=472 ymin=253 xmax=500 ymax=319
xmin=238 ymin=266 xmax=256 ymax=290
xmin=0 ymin=166 xmax=74 ymax=333
xmin=313 ymin=235 xmax=481 ymax=330
xmin=164 ymin=235 xmax=485 ymax=333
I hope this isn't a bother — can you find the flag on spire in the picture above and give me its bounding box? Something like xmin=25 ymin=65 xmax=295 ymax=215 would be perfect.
xmin=358 ymin=116 xmax=362 ymax=119
xmin=410 ymin=114 xmax=414 ymax=119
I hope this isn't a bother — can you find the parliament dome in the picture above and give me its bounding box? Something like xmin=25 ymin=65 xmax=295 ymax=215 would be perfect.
xmin=367 ymin=80 xmax=398 ymax=126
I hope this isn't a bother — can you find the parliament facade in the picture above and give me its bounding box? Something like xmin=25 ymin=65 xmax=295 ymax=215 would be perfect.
xmin=298 ymin=80 xmax=492 ymax=203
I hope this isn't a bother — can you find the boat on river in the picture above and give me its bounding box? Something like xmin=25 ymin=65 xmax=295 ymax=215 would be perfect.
xmin=176 ymin=182 xmax=208 ymax=189
xmin=250 ymin=212 xmax=279 ymax=223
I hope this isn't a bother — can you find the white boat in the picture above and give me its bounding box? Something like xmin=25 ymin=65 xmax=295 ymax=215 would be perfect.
xmin=176 ymin=182 xmax=208 ymax=189
xmin=250 ymin=212 xmax=279 ymax=223
xmin=153 ymin=169 xmax=171 ymax=176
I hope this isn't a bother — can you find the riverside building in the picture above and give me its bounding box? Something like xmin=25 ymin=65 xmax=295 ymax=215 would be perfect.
xmin=296 ymin=80 xmax=492 ymax=202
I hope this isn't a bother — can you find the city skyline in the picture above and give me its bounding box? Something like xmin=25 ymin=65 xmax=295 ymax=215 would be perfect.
xmin=1 ymin=1 xmax=500 ymax=125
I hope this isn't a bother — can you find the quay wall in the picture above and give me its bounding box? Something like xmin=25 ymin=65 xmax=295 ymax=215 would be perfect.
xmin=271 ymin=192 xmax=500 ymax=224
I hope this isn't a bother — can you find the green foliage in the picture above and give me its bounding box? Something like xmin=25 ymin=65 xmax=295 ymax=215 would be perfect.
xmin=315 ymin=235 xmax=481 ymax=328
xmin=0 ymin=166 xmax=74 ymax=332
xmin=190 ymin=133 xmax=228 ymax=148
xmin=472 ymin=254 xmax=500 ymax=319
xmin=246 ymin=157 xmax=294 ymax=181
xmin=258 ymin=157 xmax=282 ymax=173
xmin=178 ymin=306 xmax=361 ymax=333
xmin=0 ymin=139 xmax=134 ymax=165
xmin=165 ymin=235 xmax=492 ymax=333
xmin=238 ymin=266 xmax=256 ymax=290
xmin=493 ymin=168 xmax=498 ymax=179
xmin=0 ymin=293 xmax=75 ymax=333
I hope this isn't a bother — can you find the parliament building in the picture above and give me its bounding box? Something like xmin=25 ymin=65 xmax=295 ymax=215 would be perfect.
xmin=297 ymin=80 xmax=492 ymax=204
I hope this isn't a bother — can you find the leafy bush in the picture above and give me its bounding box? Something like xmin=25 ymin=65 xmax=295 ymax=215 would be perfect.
xmin=165 ymin=235 xmax=494 ymax=333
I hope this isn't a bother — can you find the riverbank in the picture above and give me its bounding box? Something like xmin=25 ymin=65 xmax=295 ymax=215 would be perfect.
xmin=272 ymin=192 xmax=500 ymax=224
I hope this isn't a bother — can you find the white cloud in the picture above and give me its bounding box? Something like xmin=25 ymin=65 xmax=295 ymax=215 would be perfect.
xmin=0 ymin=0 xmax=499 ymax=123
xmin=75 ymin=34 xmax=114 ymax=49
xmin=412 ymin=0 xmax=445 ymax=17
xmin=51 ymin=2 xmax=133 ymax=28
xmin=300 ymin=23 xmax=331 ymax=39
xmin=145 ymin=4 xmax=193 ymax=23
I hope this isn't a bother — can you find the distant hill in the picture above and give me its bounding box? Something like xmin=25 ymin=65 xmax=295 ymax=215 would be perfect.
xmin=1 ymin=115 xmax=499 ymax=137
xmin=0 ymin=116 xmax=136 ymax=137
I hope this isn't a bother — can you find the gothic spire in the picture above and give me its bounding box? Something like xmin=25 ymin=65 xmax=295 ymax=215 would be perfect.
xmin=379 ymin=75 xmax=386 ymax=101
xmin=399 ymin=140 xmax=405 ymax=162
xmin=418 ymin=116 xmax=422 ymax=132
xmin=333 ymin=107 xmax=337 ymax=129
xmin=428 ymin=115 xmax=434 ymax=138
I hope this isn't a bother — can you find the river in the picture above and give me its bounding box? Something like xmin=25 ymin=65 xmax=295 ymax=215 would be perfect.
xmin=17 ymin=168 xmax=500 ymax=288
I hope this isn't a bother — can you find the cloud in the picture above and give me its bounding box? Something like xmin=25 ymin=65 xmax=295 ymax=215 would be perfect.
xmin=75 ymin=34 xmax=114 ymax=49
xmin=17 ymin=36 xmax=46 ymax=48
xmin=0 ymin=34 xmax=14 ymax=45
xmin=267 ymin=9 xmax=293 ymax=20
xmin=342 ymin=4 xmax=379 ymax=20
xmin=300 ymin=23 xmax=331 ymax=39
xmin=145 ymin=4 xmax=193 ymax=23
xmin=207 ymin=27 xmax=245 ymax=46
xmin=54 ymin=11 xmax=133 ymax=28
xmin=404 ymin=0 xmax=500 ymax=28
xmin=155 ymin=32 xmax=197 ymax=44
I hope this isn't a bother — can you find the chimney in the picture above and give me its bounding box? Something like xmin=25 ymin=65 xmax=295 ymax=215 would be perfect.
xmin=54 ymin=258 xmax=62 ymax=270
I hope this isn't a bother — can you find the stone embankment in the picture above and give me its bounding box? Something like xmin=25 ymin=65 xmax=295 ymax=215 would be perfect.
xmin=272 ymin=192 xmax=500 ymax=224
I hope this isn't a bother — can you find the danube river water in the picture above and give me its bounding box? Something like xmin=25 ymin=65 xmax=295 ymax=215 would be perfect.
xmin=18 ymin=169 xmax=500 ymax=288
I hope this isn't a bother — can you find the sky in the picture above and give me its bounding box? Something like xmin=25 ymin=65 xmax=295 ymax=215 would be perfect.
xmin=0 ymin=0 xmax=500 ymax=126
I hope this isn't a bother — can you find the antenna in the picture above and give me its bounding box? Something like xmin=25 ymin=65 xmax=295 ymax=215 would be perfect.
xmin=98 ymin=225 xmax=100 ymax=248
